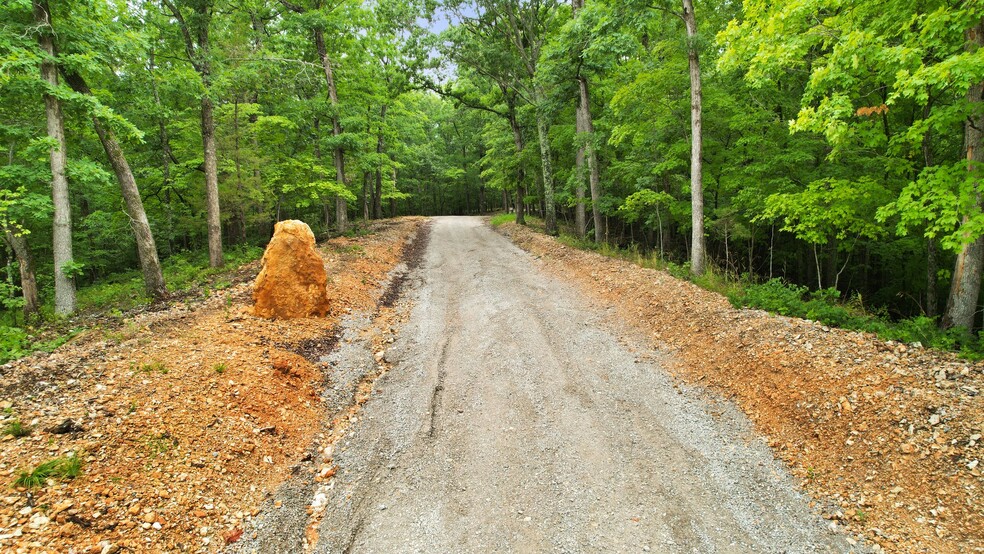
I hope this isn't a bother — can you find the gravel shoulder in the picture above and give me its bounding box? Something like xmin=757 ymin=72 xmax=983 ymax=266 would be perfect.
xmin=497 ymin=220 xmax=984 ymax=553
xmin=310 ymin=216 xmax=855 ymax=553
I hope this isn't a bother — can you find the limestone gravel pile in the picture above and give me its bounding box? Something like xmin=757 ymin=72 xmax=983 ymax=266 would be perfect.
xmin=252 ymin=220 xmax=331 ymax=319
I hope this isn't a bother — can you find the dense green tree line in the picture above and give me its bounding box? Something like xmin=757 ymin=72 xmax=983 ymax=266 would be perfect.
xmin=1 ymin=0 xmax=983 ymax=335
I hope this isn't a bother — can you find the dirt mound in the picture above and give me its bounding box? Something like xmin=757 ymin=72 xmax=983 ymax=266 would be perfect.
xmin=252 ymin=220 xmax=331 ymax=319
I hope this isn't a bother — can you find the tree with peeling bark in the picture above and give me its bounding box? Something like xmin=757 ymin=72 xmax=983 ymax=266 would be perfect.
xmin=681 ymin=0 xmax=705 ymax=276
xmin=160 ymin=0 xmax=224 ymax=268
xmin=942 ymin=18 xmax=984 ymax=331
xmin=33 ymin=0 xmax=77 ymax=315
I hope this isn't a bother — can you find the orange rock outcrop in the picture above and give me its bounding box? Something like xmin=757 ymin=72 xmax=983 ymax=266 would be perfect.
xmin=252 ymin=220 xmax=331 ymax=319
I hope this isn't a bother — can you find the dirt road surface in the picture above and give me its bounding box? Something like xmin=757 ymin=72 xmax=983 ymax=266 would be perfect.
xmin=254 ymin=217 xmax=859 ymax=553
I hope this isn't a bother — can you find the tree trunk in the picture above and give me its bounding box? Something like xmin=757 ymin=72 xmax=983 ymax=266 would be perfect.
xmin=201 ymin=93 xmax=223 ymax=267
xmin=574 ymin=108 xmax=587 ymax=239
xmin=362 ymin=172 xmax=371 ymax=220
xmin=373 ymin=104 xmax=387 ymax=219
xmin=683 ymin=0 xmax=705 ymax=276
xmin=534 ymin=89 xmax=558 ymax=235
xmin=314 ymin=28 xmax=348 ymax=233
xmin=927 ymin=236 xmax=938 ymax=317
xmin=34 ymin=0 xmax=76 ymax=315
xmin=508 ymin=112 xmax=527 ymax=225
xmin=162 ymin=0 xmax=223 ymax=267
xmin=579 ymin=76 xmax=603 ymax=243
xmin=62 ymin=71 xmax=167 ymax=299
xmin=3 ymin=230 xmax=39 ymax=318
xmin=149 ymin=47 xmax=175 ymax=255
xmin=572 ymin=0 xmax=602 ymax=243
xmin=943 ymin=19 xmax=984 ymax=331
xmin=572 ymin=0 xmax=587 ymax=239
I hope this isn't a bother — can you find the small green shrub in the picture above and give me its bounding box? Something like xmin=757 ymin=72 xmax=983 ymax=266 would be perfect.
xmin=0 ymin=325 xmax=29 ymax=364
xmin=213 ymin=362 xmax=227 ymax=374
xmin=14 ymin=455 xmax=83 ymax=488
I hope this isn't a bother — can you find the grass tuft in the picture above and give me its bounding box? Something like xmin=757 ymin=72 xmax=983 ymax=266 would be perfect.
xmin=14 ymin=455 xmax=83 ymax=488
xmin=3 ymin=419 xmax=32 ymax=438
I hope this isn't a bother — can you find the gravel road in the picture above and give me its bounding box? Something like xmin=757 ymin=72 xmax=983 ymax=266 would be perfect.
xmin=308 ymin=216 xmax=859 ymax=553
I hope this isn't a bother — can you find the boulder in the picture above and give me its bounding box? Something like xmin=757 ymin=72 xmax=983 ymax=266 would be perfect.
xmin=252 ymin=220 xmax=331 ymax=319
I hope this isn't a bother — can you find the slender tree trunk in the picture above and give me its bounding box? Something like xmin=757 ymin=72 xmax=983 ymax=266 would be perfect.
xmin=232 ymin=99 xmax=247 ymax=242
xmin=314 ymin=28 xmax=349 ymax=233
xmin=3 ymin=230 xmax=39 ymax=318
xmin=34 ymin=0 xmax=75 ymax=315
xmin=572 ymin=0 xmax=602 ymax=242
xmin=533 ymin=88 xmax=557 ymax=235
xmin=313 ymin=116 xmax=334 ymax=229
xmin=927 ymin=236 xmax=938 ymax=317
xmin=683 ymin=0 xmax=705 ymax=276
xmin=943 ymin=19 xmax=984 ymax=331
xmin=572 ymin=0 xmax=587 ymax=239
xmin=362 ymin=172 xmax=371 ymax=220
xmin=508 ymin=112 xmax=527 ymax=225
xmin=579 ymin=76 xmax=603 ymax=243
xmin=62 ymin=71 xmax=167 ymax=299
xmin=373 ymin=104 xmax=387 ymax=219
xmin=574 ymin=110 xmax=587 ymax=239
xmin=149 ymin=47 xmax=175 ymax=254
xmin=162 ymin=0 xmax=223 ymax=266
xmin=201 ymin=92 xmax=223 ymax=266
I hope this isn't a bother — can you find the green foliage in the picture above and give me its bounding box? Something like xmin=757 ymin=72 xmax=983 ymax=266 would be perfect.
xmin=0 ymin=326 xmax=29 ymax=363
xmin=490 ymin=213 xmax=517 ymax=227
xmin=14 ymin=455 xmax=83 ymax=489
xmin=730 ymin=279 xmax=984 ymax=358
xmin=213 ymin=362 xmax=227 ymax=374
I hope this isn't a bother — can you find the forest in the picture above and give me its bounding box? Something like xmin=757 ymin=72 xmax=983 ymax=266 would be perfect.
xmin=1 ymin=0 xmax=984 ymax=352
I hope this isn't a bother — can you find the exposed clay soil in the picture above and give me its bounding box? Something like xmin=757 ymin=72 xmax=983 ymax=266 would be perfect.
xmin=0 ymin=217 xmax=424 ymax=554
xmin=496 ymin=221 xmax=984 ymax=553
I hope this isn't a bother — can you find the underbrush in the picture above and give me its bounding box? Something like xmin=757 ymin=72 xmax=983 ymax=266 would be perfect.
xmin=729 ymin=279 xmax=983 ymax=359
xmin=490 ymin=213 xmax=516 ymax=227
xmin=0 ymin=243 xmax=264 ymax=364
xmin=552 ymin=230 xmax=984 ymax=359
xmin=76 ymin=243 xmax=263 ymax=313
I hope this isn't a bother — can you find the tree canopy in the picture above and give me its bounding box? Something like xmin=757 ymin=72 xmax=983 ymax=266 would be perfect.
xmin=1 ymin=0 xmax=983 ymax=333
